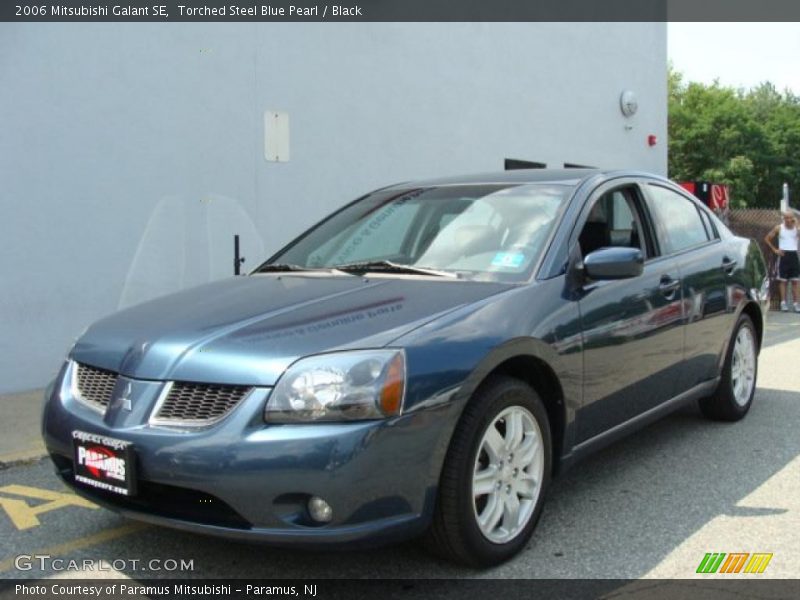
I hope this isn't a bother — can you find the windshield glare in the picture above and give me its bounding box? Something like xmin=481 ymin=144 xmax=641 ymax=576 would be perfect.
xmin=269 ymin=183 xmax=573 ymax=282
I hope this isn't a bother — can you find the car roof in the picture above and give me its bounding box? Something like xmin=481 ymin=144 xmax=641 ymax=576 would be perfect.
xmin=388 ymin=168 xmax=602 ymax=188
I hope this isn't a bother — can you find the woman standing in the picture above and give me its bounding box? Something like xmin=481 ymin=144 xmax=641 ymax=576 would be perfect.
xmin=765 ymin=211 xmax=800 ymax=311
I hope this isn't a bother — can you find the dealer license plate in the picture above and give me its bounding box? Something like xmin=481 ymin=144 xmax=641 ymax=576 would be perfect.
xmin=72 ymin=430 xmax=136 ymax=496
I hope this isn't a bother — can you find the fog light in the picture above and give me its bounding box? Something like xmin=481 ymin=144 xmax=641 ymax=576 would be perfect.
xmin=308 ymin=496 xmax=333 ymax=523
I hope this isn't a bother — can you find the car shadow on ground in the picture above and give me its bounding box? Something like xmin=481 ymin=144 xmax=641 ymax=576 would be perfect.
xmin=762 ymin=311 xmax=800 ymax=349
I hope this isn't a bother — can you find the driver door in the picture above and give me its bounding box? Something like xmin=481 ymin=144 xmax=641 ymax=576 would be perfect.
xmin=575 ymin=183 xmax=686 ymax=443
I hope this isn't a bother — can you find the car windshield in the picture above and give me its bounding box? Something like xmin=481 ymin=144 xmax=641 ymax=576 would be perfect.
xmin=264 ymin=183 xmax=573 ymax=282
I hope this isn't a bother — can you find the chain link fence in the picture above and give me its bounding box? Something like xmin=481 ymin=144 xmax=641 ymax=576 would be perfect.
xmin=727 ymin=209 xmax=784 ymax=310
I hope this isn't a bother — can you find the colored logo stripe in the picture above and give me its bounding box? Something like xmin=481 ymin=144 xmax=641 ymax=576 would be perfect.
xmin=744 ymin=553 xmax=773 ymax=574
xmin=697 ymin=553 xmax=726 ymax=573
xmin=719 ymin=553 xmax=749 ymax=573
xmin=696 ymin=552 xmax=773 ymax=574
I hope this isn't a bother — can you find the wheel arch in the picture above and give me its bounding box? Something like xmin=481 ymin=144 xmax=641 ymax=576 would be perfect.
xmin=740 ymin=301 xmax=764 ymax=352
xmin=443 ymin=338 xmax=573 ymax=477
xmin=717 ymin=300 xmax=764 ymax=373
xmin=488 ymin=355 xmax=567 ymax=475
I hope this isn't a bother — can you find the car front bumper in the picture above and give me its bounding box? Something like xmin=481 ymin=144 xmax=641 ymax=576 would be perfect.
xmin=42 ymin=362 xmax=450 ymax=547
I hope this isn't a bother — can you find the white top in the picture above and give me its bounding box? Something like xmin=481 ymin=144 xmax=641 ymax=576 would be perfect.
xmin=779 ymin=223 xmax=799 ymax=251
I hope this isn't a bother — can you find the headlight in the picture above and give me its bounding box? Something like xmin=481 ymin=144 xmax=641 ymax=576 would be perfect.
xmin=264 ymin=350 xmax=406 ymax=423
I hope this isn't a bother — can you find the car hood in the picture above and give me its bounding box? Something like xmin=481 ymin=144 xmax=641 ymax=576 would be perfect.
xmin=71 ymin=274 xmax=512 ymax=386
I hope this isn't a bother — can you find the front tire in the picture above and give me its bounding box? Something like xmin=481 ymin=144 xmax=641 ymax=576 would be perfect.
xmin=426 ymin=376 xmax=552 ymax=567
xmin=700 ymin=313 xmax=758 ymax=421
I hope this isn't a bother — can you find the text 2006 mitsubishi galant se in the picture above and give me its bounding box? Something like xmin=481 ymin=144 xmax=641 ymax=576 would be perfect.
xmin=43 ymin=169 xmax=768 ymax=566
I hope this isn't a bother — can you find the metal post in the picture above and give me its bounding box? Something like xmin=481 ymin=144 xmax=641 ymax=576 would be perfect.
xmin=234 ymin=235 xmax=244 ymax=275
xmin=781 ymin=182 xmax=789 ymax=212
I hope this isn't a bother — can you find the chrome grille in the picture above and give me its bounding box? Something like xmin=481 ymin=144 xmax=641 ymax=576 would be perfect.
xmin=74 ymin=362 xmax=118 ymax=412
xmin=152 ymin=382 xmax=251 ymax=425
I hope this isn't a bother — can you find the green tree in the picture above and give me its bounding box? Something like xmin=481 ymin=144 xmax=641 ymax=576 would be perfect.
xmin=668 ymin=66 xmax=800 ymax=208
xmin=701 ymin=156 xmax=757 ymax=208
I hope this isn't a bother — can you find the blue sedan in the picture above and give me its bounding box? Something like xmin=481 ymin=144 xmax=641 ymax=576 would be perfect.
xmin=42 ymin=169 xmax=768 ymax=566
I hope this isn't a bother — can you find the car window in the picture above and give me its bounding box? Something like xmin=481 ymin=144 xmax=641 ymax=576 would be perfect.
xmin=579 ymin=187 xmax=649 ymax=258
xmin=646 ymin=185 xmax=710 ymax=254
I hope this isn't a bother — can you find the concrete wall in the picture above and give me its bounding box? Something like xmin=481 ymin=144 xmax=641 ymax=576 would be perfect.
xmin=0 ymin=22 xmax=667 ymax=392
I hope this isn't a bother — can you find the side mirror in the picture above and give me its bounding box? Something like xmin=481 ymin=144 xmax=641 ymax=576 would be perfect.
xmin=583 ymin=247 xmax=643 ymax=280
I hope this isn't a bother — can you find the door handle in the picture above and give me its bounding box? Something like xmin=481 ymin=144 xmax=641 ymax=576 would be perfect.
xmin=721 ymin=257 xmax=737 ymax=274
xmin=659 ymin=276 xmax=681 ymax=298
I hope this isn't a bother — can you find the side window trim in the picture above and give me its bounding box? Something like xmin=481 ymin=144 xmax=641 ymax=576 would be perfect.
xmin=697 ymin=207 xmax=712 ymax=240
xmin=699 ymin=207 xmax=720 ymax=240
xmin=629 ymin=184 xmax=661 ymax=260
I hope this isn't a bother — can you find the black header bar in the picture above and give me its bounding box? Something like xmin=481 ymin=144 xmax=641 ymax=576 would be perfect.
xmin=2 ymin=579 xmax=800 ymax=600
xmin=3 ymin=0 xmax=800 ymax=22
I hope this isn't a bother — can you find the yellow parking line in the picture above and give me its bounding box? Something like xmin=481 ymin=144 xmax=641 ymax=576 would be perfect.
xmin=0 ymin=522 xmax=148 ymax=573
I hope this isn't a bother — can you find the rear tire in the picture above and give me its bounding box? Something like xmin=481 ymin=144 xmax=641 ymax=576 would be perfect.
xmin=426 ymin=376 xmax=552 ymax=567
xmin=699 ymin=314 xmax=758 ymax=421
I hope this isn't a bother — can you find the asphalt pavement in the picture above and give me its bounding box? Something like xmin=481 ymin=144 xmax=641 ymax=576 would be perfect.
xmin=0 ymin=311 xmax=798 ymax=581
xmin=0 ymin=389 xmax=46 ymax=466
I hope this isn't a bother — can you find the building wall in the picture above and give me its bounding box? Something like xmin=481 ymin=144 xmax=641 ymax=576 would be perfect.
xmin=0 ymin=22 xmax=667 ymax=392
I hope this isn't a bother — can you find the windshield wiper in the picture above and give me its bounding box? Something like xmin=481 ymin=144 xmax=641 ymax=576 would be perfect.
xmin=333 ymin=260 xmax=458 ymax=278
xmin=255 ymin=263 xmax=331 ymax=274
xmin=254 ymin=263 xmax=314 ymax=273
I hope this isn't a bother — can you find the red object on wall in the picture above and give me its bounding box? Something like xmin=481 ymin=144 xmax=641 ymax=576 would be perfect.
xmin=678 ymin=181 xmax=729 ymax=210
xmin=709 ymin=184 xmax=729 ymax=209
xmin=647 ymin=134 xmax=657 ymax=146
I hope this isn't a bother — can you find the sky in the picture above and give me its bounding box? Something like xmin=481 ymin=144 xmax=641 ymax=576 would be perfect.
xmin=668 ymin=23 xmax=800 ymax=94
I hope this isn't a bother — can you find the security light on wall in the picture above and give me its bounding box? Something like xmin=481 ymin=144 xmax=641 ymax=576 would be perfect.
xmin=265 ymin=110 xmax=290 ymax=162
xmin=620 ymin=91 xmax=638 ymax=117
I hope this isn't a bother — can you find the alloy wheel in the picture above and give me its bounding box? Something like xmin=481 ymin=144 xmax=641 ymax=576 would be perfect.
xmin=472 ymin=405 xmax=544 ymax=544
xmin=731 ymin=325 xmax=756 ymax=407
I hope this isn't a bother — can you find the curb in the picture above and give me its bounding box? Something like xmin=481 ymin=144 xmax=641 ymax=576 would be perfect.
xmin=0 ymin=447 xmax=48 ymax=469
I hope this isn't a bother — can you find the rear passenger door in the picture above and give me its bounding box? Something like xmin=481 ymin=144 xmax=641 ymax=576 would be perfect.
xmin=642 ymin=183 xmax=734 ymax=389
